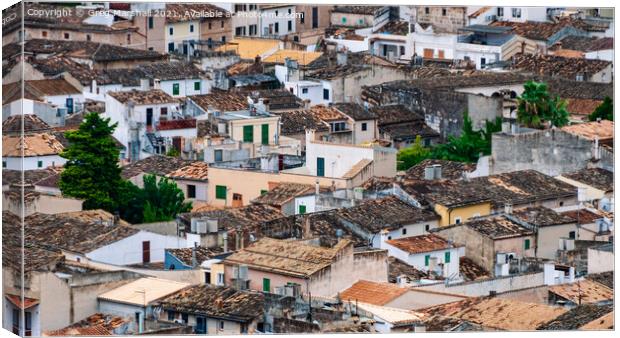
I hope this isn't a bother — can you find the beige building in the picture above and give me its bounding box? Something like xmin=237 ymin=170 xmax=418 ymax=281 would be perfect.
xmin=222 ymin=238 xmax=388 ymax=297
xmin=291 ymin=5 xmax=334 ymax=45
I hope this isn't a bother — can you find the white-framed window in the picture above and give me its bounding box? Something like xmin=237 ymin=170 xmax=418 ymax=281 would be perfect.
xmin=511 ymin=8 xmax=522 ymax=18
xmin=217 ymin=273 xmax=225 ymax=285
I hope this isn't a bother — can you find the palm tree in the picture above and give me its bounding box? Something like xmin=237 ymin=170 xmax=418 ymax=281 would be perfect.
xmin=516 ymin=81 xmax=550 ymax=129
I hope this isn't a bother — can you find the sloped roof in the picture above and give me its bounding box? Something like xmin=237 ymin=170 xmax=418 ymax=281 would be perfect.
xmin=224 ymin=238 xmax=351 ymax=277
xmin=510 ymin=206 xmax=576 ymax=227
xmin=166 ymin=162 xmax=209 ymax=181
xmin=548 ymin=279 xmax=613 ymax=304
xmin=98 ymin=277 xmax=190 ymax=306
xmin=339 ymin=280 xmax=408 ymax=306
xmin=562 ymin=168 xmax=613 ymax=192
xmin=272 ymin=110 xmax=330 ymax=135
xmin=2 ymin=114 xmax=51 ymax=134
xmin=537 ymin=304 xmax=613 ymax=330
xmin=386 ymin=234 xmax=460 ymax=254
xmin=108 ymin=89 xmax=178 ymax=105
xmin=157 ymin=284 xmax=264 ymax=322
xmin=263 ymin=49 xmax=323 ymax=66
xmin=2 ymin=133 xmax=65 ymax=157
xmin=121 ymin=155 xmax=193 ymax=179
xmin=252 ymin=182 xmax=316 ymax=207
xmin=561 ymin=120 xmax=613 ymax=142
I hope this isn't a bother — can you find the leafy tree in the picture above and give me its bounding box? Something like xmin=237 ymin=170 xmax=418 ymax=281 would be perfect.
xmin=589 ymin=97 xmax=613 ymax=121
xmin=166 ymin=148 xmax=180 ymax=157
xmin=59 ymin=113 xmax=122 ymax=211
xmin=141 ymin=175 xmax=192 ymax=222
xmin=397 ymin=135 xmax=431 ymax=170
xmin=116 ymin=180 xmax=146 ymax=224
xmin=516 ymin=81 xmax=569 ymax=128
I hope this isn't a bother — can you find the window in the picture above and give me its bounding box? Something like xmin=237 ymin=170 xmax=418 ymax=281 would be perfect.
xmin=300 ymin=11 xmax=305 ymax=24
xmin=274 ymin=22 xmax=279 ymax=33
xmin=342 ymin=17 xmax=346 ymax=24
xmin=512 ymin=8 xmax=522 ymax=18
xmin=260 ymin=189 xmax=268 ymax=195
xmin=217 ymin=272 xmax=225 ymax=285
xmin=317 ymin=157 xmax=325 ymax=177
xmin=323 ymin=89 xmax=329 ymax=100
xmin=438 ymin=50 xmax=445 ymax=59
xmin=524 ymin=239 xmax=531 ymax=250
xmin=275 ymin=10 xmax=279 ymax=16
xmin=148 ymin=17 xmax=154 ymax=29
xmin=216 ymin=185 xmax=227 ymax=199
xmin=127 ymin=34 xmax=131 ymax=44
xmin=288 ymin=9 xmax=292 ymax=15
xmin=497 ymin=7 xmax=504 ymax=16
xmin=214 ymin=149 xmax=223 ymax=162
xmin=299 ymin=204 xmax=307 ymax=214
xmin=64 ymin=32 xmax=70 ymax=39
xmin=235 ymin=26 xmax=245 ymax=36
xmin=189 ymin=24 xmax=194 ymax=33
xmin=195 ymin=316 xmax=207 ymax=334
xmin=219 ymin=321 xmax=224 ymax=330
xmin=262 ymin=278 xmax=271 ymax=292
xmin=169 ymin=27 xmax=174 ymax=35
xmin=161 ymin=107 xmax=168 ymax=116
xmin=455 ymin=217 xmax=462 ymax=224
xmin=187 ymin=185 xmax=196 ymax=198
xmin=288 ymin=20 xmax=292 ymax=31
xmin=168 ymin=42 xmax=175 ymax=52
xmin=480 ymin=57 xmax=486 ymax=66
xmin=172 ymin=83 xmax=180 ymax=95
xmin=181 ymin=313 xmax=189 ymax=324
xmin=261 ymin=124 xmax=269 ymax=145
xmin=312 ymin=7 xmax=318 ymax=28
xmin=194 ymin=81 xmax=201 ymax=91
xmin=221 ymin=36 xmax=226 ymax=43
xmin=569 ymin=231 xmax=576 ymax=239
xmin=425 ymin=7 xmax=430 ymax=14
xmin=301 ymin=88 xmax=308 ymax=94
xmin=209 ymin=22 xmax=212 ymax=30
xmin=221 ymin=20 xmax=224 ymax=28
xmin=86 ymin=34 xmax=91 ymax=41
xmin=442 ymin=8 xmax=447 ymax=16
xmin=249 ymin=24 xmax=257 ymax=35
xmin=42 ymin=31 xmax=47 ymax=37
xmin=576 ymin=74 xmax=584 ymax=82
xmin=425 ymin=255 xmax=430 ymax=266
xmin=425 ymin=224 xmax=430 ymax=231
xmin=2 ymin=161 xmax=6 ymax=168
xmin=37 ymin=160 xmax=43 ymax=168
xmin=559 ymin=201 xmax=564 ymax=207
xmin=402 ymin=228 xmax=407 ymax=235
xmin=243 ymin=125 xmax=254 ymax=142
xmin=445 ymin=251 xmax=451 ymax=263
xmin=361 ymin=122 xmax=367 ymax=131
xmin=168 ymin=311 xmax=175 ymax=321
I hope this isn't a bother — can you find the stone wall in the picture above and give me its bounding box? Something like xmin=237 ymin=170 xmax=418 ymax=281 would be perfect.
xmin=490 ymin=129 xmax=610 ymax=177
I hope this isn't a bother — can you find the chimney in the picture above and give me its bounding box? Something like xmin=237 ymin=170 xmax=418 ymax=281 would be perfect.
xmin=140 ymin=78 xmax=150 ymax=91
xmin=504 ymin=203 xmax=513 ymax=214
xmin=336 ymin=50 xmax=348 ymax=66
xmin=153 ymin=78 xmax=161 ymax=90
xmin=433 ymin=164 xmax=442 ymax=180
xmin=424 ymin=166 xmax=434 ymax=180
xmin=254 ymin=55 xmax=261 ymax=64
xmin=315 ymin=179 xmax=320 ymax=195
xmin=222 ymin=232 xmax=228 ymax=253
xmin=593 ymin=136 xmax=600 ymax=160
xmin=191 ymin=242 xmax=198 ymax=268
xmin=91 ymin=79 xmax=98 ymax=94
xmin=305 ymin=129 xmax=316 ymax=145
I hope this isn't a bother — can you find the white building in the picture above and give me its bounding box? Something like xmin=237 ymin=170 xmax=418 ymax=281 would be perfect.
xmin=467 ymin=6 xmax=549 ymax=25
xmin=406 ymin=23 xmax=457 ymax=60
xmin=381 ymin=234 xmax=462 ymax=279
xmin=259 ymin=5 xmax=297 ymax=37
xmin=105 ymin=90 xmax=182 ymax=161
xmin=455 ymin=25 xmax=517 ymax=69
xmin=303 ymin=129 xmax=396 ymax=179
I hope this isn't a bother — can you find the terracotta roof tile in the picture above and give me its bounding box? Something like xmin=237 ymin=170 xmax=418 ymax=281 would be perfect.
xmin=386 ymin=234 xmax=460 ymax=254
xmin=166 ymin=161 xmax=209 ymax=181
xmin=157 ymin=119 xmax=197 ymax=131
xmin=2 ymin=133 xmax=65 ymax=157
xmin=561 ymin=120 xmax=613 ymax=141
xmin=339 ymin=280 xmax=408 ymax=306
xmin=562 ymin=168 xmax=613 ymax=192
xmin=510 ymin=206 xmax=576 ymax=227
xmin=548 ymin=279 xmax=613 ymax=304
xmin=108 ymin=89 xmax=178 ymax=105
xmin=512 ymin=53 xmax=611 ymax=80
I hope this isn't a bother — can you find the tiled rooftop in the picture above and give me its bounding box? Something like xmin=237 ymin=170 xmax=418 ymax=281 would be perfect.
xmin=369 ymin=104 xmax=424 ymax=126
xmin=44 ymin=313 xmax=129 ymax=336
xmin=388 ymin=256 xmax=431 ymax=283
xmin=333 ymin=102 xmax=377 ymax=121
xmin=537 ymin=304 xmax=614 ymax=330
xmin=548 ymin=279 xmax=613 ymax=304
xmin=272 ymin=110 xmax=330 ymax=135
xmin=512 ymin=53 xmax=611 ymax=80
xmin=386 ymin=234 xmax=459 ymax=254
xmin=3 ymin=133 xmax=65 ymax=157
xmin=263 ymin=50 xmax=323 ymax=66
xmin=224 ymin=238 xmax=350 ymax=277
xmin=339 ymin=280 xmax=408 ymax=306
xmin=420 ymin=297 xmax=567 ymax=331
xmin=561 ymin=120 xmax=614 ymax=142
xmin=333 ymin=196 xmax=439 ymax=233
xmin=108 ymin=89 xmax=178 ymax=105
xmin=189 ymin=91 xmax=248 ymax=112
xmin=510 ymin=206 xmax=576 ymax=227
xmin=252 ymin=182 xmax=317 ymax=207
xmin=405 ymin=159 xmax=476 ymax=181
xmin=165 ymin=246 xmax=223 ymax=267
xmin=2 ymin=114 xmax=51 ymax=135
xmin=491 ymin=18 xmax=607 ymax=41
xmin=3 ymin=78 xmax=80 ymax=104
xmin=121 ymin=155 xmax=193 ymax=179
xmin=165 ymin=162 xmax=209 ymax=181
xmin=157 ymin=119 xmax=197 ymax=131
xmin=158 ymin=284 xmax=264 ymax=322
xmin=138 ymin=61 xmax=205 ymax=81
xmin=462 ymin=216 xmax=533 ymax=240
xmin=332 ymin=5 xmax=382 ymax=15
xmin=563 ymin=168 xmax=614 ymax=192
xmin=178 ymin=204 xmax=284 ymax=233
xmin=585 ymin=271 xmax=613 ymax=289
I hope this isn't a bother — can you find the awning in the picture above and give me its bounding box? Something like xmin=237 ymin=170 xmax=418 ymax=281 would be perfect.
xmin=5 ymin=294 xmax=40 ymax=310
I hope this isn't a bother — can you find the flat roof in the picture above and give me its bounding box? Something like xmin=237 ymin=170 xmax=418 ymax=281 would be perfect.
xmin=98 ymin=277 xmax=190 ymax=306
xmin=460 ymin=25 xmax=514 ymax=34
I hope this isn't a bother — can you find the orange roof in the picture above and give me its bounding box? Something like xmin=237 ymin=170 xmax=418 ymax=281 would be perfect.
xmin=548 ymin=279 xmax=613 ymax=304
xmin=551 ymin=49 xmax=585 ymax=58
xmin=5 ymin=294 xmax=39 ymax=309
xmin=561 ymin=120 xmax=613 ymax=141
xmin=263 ymin=50 xmax=323 ymax=66
xmin=339 ymin=280 xmax=408 ymax=306
xmin=386 ymin=234 xmax=459 ymax=254
xmin=566 ymin=98 xmax=603 ymax=116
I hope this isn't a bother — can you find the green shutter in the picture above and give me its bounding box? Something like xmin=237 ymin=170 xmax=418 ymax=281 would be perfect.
xmin=173 ymin=83 xmax=180 ymax=95
xmin=445 ymin=251 xmax=451 ymax=263
xmin=524 ymin=239 xmax=531 ymax=250
xmin=215 ymin=185 xmax=227 ymax=199
xmin=260 ymin=189 xmax=268 ymax=195
xmin=243 ymin=125 xmax=254 ymax=143
xmin=299 ymin=205 xmax=306 ymax=214
xmin=194 ymin=81 xmax=201 ymax=91
xmin=262 ymin=278 xmax=270 ymax=292
xmin=425 ymin=255 xmax=430 ymax=266
xmin=317 ymin=157 xmax=325 ymax=177
xmin=261 ymin=124 xmax=269 ymax=145
xmin=37 ymin=160 xmax=43 ymax=168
